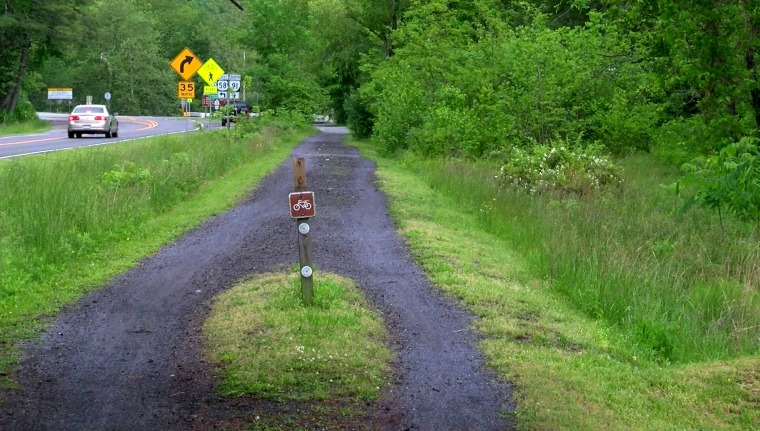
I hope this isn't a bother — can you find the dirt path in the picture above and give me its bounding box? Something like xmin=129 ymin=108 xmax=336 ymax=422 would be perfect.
xmin=0 ymin=128 xmax=514 ymax=430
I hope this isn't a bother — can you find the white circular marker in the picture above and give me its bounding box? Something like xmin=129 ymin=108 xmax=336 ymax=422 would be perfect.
xmin=300 ymin=266 xmax=313 ymax=278
xmin=298 ymin=223 xmax=310 ymax=235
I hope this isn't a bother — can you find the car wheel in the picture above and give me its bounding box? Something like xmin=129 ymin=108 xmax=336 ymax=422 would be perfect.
xmin=113 ymin=129 xmax=118 ymax=138
xmin=76 ymin=132 xmax=82 ymax=138
xmin=67 ymin=131 xmax=74 ymax=139
xmin=221 ymin=119 xmax=227 ymax=126
xmin=105 ymin=129 xmax=112 ymax=138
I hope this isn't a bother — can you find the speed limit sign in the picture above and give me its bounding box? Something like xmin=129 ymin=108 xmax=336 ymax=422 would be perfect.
xmin=178 ymin=81 xmax=195 ymax=98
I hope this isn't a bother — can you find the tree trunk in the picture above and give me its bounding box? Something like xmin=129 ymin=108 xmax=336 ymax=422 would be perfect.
xmin=384 ymin=0 xmax=399 ymax=58
xmin=746 ymin=45 xmax=760 ymax=130
xmin=7 ymin=31 xmax=33 ymax=114
xmin=740 ymin=0 xmax=760 ymax=129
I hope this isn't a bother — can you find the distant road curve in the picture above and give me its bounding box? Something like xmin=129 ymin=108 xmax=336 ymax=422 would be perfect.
xmin=0 ymin=113 xmax=207 ymax=159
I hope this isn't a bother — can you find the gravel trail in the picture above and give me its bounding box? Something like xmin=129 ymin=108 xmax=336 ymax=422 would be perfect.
xmin=0 ymin=127 xmax=514 ymax=430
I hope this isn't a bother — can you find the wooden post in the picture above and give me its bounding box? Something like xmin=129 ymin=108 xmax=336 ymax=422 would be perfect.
xmin=293 ymin=157 xmax=313 ymax=305
xmin=293 ymin=157 xmax=306 ymax=190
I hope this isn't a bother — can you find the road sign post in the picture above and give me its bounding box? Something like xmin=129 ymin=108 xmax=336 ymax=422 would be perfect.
xmin=291 ymin=157 xmax=314 ymax=305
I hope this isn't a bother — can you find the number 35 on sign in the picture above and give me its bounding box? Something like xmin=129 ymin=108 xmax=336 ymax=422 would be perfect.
xmin=178 ymin=81 xmax=195 ymax=98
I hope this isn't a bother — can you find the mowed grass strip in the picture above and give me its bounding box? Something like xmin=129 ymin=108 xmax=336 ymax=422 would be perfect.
xmin=203 ymin=272 xmax=392 ymax=426
xmin=0 ymin=118 xmax=51 ymax=136
xmin=0 ymin=124 xmax=312 ymax=386
xmin=350 ymin=141 xmax=760 ymax=431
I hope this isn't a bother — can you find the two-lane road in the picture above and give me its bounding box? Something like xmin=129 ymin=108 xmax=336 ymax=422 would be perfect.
xmin=0 ymin=114 xmax=206 ymax=159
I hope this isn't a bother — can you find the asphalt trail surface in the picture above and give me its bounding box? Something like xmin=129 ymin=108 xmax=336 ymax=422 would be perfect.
xmin=0 ymin=128 xmax=514 ymax=430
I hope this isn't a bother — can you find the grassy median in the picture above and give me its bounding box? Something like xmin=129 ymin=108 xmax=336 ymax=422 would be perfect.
xmin=203 ymin=272 xmax=392 ymax=427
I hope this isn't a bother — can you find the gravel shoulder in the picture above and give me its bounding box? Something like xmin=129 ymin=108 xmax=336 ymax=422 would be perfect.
xmin=0 ymin=127 xmax=514 ymax=430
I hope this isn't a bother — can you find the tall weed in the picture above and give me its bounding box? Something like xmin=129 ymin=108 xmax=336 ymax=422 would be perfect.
xmin=0 ymin=128 xmax=290 ymax=297
xmin=415 ymin=153 xmax=760 ymax=363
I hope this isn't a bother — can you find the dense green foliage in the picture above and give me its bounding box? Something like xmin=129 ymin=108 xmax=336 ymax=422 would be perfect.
xmin=0 ymin=0 xmax=78 ymax=121
xmin=356 ymin=1 xmax=759 ymax=153
xmin=3 ymin=1 xmax=758 ymax=155
xmin=681 ymin=137 xmax=760 ymax=227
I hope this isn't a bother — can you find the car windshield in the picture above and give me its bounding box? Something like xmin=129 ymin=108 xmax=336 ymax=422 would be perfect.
xmin=73 ymin=106 xmax=105 ymax=114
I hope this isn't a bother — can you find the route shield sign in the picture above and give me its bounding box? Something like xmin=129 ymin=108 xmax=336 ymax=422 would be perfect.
xmin=197 ymin=58 xmax=225 ymax=86
xmin=170 ymin=47 xmax=201 ymax=81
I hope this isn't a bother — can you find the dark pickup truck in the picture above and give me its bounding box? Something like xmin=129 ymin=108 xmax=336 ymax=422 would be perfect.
xmin=221 ymin=102 xmax=252 ymax=126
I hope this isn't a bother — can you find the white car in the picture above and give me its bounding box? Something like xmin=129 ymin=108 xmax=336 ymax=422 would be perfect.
xmin=67 ymin=104 xmax=118 ymax=138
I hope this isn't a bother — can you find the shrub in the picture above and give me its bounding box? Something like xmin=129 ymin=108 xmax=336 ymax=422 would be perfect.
xmin=344 ymin=89 xmax=373 ymax=139
xmin=498 ymin=140 xmax=622 ymax=195
xmin=680 ymin=136 xmax=760 ymax=226
xmin=102 ymin=161 xmax=152 ymax=189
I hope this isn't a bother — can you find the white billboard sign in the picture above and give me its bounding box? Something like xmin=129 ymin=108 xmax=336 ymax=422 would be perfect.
xmin=48 ymin=88 xmax=73 ymax=100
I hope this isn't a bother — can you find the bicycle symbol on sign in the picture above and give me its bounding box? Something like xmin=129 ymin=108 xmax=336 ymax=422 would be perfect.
xmin=288 ymin=191 xmax=316 ymax=218
xmin=293 ymin=199 xmax=312 ymax=211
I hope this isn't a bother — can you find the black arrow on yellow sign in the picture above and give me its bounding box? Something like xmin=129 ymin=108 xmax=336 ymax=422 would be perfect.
xmin=180 ymin=56 xmax=195 ymax=74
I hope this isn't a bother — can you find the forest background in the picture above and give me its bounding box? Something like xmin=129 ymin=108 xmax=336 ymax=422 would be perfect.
xmin=2 ymin=0 xmax=759 ymax=165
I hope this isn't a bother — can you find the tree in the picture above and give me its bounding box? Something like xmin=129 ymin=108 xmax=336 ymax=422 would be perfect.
xmin=52 ymin=0 xmax=176 ymax=115
xmin=234 ymin=0 xmax=328 ymax=116
xmin=309 ymin=0 xmax=414 ymax=132
xmin=605 ymin=0 xmax=760 ymax=160
xmin=0 ymin=0 xmax=80 ymax=120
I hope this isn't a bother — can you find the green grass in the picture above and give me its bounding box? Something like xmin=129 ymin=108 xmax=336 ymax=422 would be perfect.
xmin=2 ymin=117 xmax=757 ymax=430
xmin=351 ymin=141 xmax=760 ymax=431
xmin=0 ymin=118 xmax=51 ymax=135
xmin=0 ymin=124 xmax=313 ymax=386
xmin=418 ymin=155 xmax=760 ymax=364
xmin=203 ymin=271 xmax=392 ymax=427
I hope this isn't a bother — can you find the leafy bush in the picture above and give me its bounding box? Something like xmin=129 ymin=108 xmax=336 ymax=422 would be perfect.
xmin=408 ymin=105 xmax=480 ymax=158
xmin=359 ymin=9 xmax=661 ymax=159
xmin=12 ymin=99 xmax=38 ymax=122
xmin=498 ymin=141 xmax=622 ymax=195
xmin=344 ymin=89 xmax=373 ymax=139
xmin=256 ymin=109 xmax=309 ymax=132
xmin=652 ymin=115 xmax=733 ymax=166
xmin=680 ymin=136 xmax=760 ymax=226
xmin=362 ymin=60 xmax=425 ymax=155
xmin=102 ymin=161 xmax=152 ymax=189
xmin=0 ymin=97 xmax=38 ymax=124
xmin=230 ymin=115 xmax=262 ymax=136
